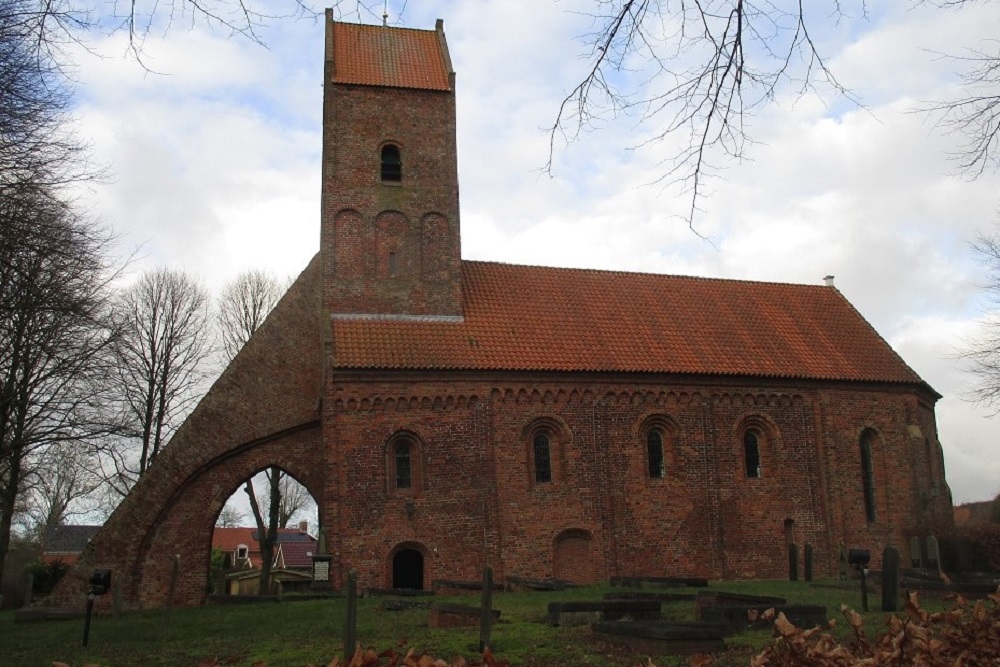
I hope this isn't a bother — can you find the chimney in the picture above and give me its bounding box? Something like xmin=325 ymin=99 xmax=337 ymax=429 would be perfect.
xmin=298 ymin=520 xmax=308 ymax=534
xmin=823 ymin=275 xmax=835 ymax=287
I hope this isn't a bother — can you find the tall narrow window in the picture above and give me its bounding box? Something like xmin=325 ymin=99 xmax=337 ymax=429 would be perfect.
xmin=861 ymin=433 xmax=877 ymax=523
xmin=395 ymin=441 xmax=412 ymax=489
xmin=744 ymin=431 xmax=761 ymax=478
xmin=533 ymin=434 xmax=552 ymax=483
xmin=647 ymin=430 xmax=664 ymax=478
xmin=381 ymin=144 xmax=402 ymax=182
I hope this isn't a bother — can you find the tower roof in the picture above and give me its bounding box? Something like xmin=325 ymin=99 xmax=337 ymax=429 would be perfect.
xmin=329 ymin=21 xmax=452 ymax=91
xmin=329 ymin=261 xmax=933 ymax=392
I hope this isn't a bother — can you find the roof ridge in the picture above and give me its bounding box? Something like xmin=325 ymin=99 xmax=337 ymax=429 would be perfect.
xmin=333 ymin=20 xmax=438 ymax=35
xmin=462 ymin=259 xmax=832 ymax=290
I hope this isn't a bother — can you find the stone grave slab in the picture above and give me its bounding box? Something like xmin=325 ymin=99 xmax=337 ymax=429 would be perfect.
xmin=548 ymin=599 xmax=661 ymax=627
xmin=592 ymin=620 xmax=726 ymax=656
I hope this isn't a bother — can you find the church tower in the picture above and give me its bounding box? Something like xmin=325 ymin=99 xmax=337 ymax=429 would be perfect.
xmin=320 ymin=12 xmax=463 ymax=319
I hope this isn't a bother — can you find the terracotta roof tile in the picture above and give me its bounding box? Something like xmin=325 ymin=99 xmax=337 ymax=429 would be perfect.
xmin=331 ymin=22 xmax=451 ymax=91
xmin=277 ymin=540 xmax=318 ymax=568
xmin=212 ymin=527 xmax=257 ymax=553
xmin=330 ymin=261 xmax=928 ymax=387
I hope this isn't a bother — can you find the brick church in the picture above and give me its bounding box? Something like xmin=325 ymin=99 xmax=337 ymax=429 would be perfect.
xmin=57 ymin=14 xmax=952 ymax=607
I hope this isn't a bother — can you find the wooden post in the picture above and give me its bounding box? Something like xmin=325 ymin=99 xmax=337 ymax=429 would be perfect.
xmin=112 ymin=575 xmax=123 ymax=618
xmin=22 ymin=572 xmax=33 ymax=608
xmin=167 ymin=555 xmax=180 ymax=609
xmin=343 ymin=570 xmax=357 ymax=661
xmin=788 ymin=543 xmax=798 ymax=581
xmin=804 ymin=544 xmax=813 ymax=582
xmin=881 ymin=546 xmax=900 ymax=612
xmin=479 ymin=566 xmax=494 ymax=652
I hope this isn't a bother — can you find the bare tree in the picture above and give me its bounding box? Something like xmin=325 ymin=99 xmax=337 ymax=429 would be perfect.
xmin=923 ymin=38 xmax=1000 ymax=177
xmin=0 ymin=184 xmax=119 ymax=590
xmin=550 ymin=1 xmax=859 ymax=226
xmin=552 ymin=1 xmax=1000 ymax=226
xmin=19 ymin=441 xmax=103 ymax=537
xmin=215 ymin=504 xmax=245 ymax=528
xmin=102 ymin=268 xmax=213 ymax=497
xmin=275 ymin=473 xmax=311 ymax=528
xmin=962 ymin=232 xmax=1000 ymax=410
xmin=245 ymin=466 xmax=280 ymax=594
xmin=217 ymin=269 xmax=288 ymax=363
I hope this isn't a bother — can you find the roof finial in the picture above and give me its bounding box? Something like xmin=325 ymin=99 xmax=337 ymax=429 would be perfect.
xmin=382 ymin=0 xmax=388 ymax=26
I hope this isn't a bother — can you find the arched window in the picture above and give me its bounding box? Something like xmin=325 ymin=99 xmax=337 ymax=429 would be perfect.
xmin=381 ymin=144 xmax=402 ymax=182
xmin=861 ymin=432 xmax=877 ymax=523
xmin=395 ymin=441 xmax=412 ymax=490
xmin=744 ymin=430 xmax=762 ymax=478
xmin=647 ymin=430 xmax=665 ymax=478
xmin=533 ymin=433 xmax=552 ymax=483
xmin=386 ymin=432 xmax=422 ymax=495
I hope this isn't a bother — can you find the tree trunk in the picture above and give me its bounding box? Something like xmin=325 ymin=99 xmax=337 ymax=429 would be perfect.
xmin=257 ymin=466 xmax=281 ymax=595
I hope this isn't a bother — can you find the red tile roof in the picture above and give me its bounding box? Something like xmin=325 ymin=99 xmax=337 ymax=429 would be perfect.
xmin=330 ymin=261 xmax=928 ymax=387
xmin=331 ymin=21 xmax=451 ymax=91
xmin=212 ymin=527 xmax=257 ymax=553
xmin=277 ymin=540 xmax=318 ymax=569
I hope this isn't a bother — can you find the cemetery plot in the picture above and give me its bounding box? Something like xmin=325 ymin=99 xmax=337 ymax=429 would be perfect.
xmin=592 ymin=620 xmax=727 ymax=655
xmin=547 ymin=599 xmax=662 ymax=627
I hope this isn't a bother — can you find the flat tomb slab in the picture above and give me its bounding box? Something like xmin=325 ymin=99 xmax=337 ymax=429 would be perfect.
xmin=604 ymin=592 xmax=697 ymax=603
xmin=699 ymin=604 xmax=828 ymax=633
xmin=609 ymin=576 xmax=709 ymax=588
xmin=384 ymin=599 xmax=431 ymax=611
xmin=14 ymin=608 xmax=84 ymax=623
xmin=366 ymin=587 xmax=435 ymax=597
xmin=695 ymin=590 xmax=786 ymax=617
xmin=593 ymin=620 xmax=726 ymax=656
xmin=429 ymin=603 xmax=501 ymax=628
xmin=548 ymin=600 xmax=661 ymax=627
xmin=432 ymin=579 xmax=504 ymax=595
xmin=505 ymin=576 xmax=575 ymax=591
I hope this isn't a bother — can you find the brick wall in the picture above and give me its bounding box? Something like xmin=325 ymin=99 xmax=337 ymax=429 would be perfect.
xmin=323 ymin=373 xmax=954 ymax=592
xmin=52 ymin=256 xmax=325 ymax=609
xmin=320 ymin=78 xmax=462 ymax=317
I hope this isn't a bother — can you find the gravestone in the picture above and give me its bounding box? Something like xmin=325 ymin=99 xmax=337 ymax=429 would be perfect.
xmin=788 ymin=543 xmax=799 ymax=581
xmin=927 ymin=535 xmax=940 ymax=570
xmin=479 ymin=566 xmax=493 ymax=652
xmin=167 ymin=555 xmax=180 ymax=609
xmin=881 ymin=546 xmax=900 ymax=612
xmin=910 ymin=536 xmax=922 ymax=568
xmin=343 ymin=570 xmax=357 ymax=660
xmin=804 ymin=544 xmax=814 ymax=582
xmin=311 ymin=528 xmax=333 ymax=591
xmin=112 ymin=576 xmax=123 ymax=617
xmin=22 ymin=573 xmax=33 ymax=608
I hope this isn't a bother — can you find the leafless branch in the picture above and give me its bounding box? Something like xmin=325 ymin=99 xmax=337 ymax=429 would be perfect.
xmin=550 ymin=1 xmax=864 ymax=229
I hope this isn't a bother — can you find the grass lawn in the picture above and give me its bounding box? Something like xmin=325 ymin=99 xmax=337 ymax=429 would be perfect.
xmin=0 ymin=579 xmax=944 ymax=667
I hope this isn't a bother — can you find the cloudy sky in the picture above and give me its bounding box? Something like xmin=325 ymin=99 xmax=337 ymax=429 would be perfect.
xmin=66 ymin=1 xmax=1000 ymax=505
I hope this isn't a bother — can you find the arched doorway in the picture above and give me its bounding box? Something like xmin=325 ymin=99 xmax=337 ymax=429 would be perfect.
xmin=392 ymin=548 xmax=424 ymax=589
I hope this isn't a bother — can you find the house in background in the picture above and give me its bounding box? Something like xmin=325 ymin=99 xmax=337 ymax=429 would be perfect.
xmin=954 ymin=501 xmax=995 ymax=527
xmin=211 ymin=521 xmax=316 ymax=570
xmin=41 ymin=525 xmax=102 ymax=565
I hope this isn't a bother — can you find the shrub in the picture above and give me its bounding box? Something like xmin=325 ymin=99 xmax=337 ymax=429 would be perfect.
xmin=26 ymin=559 xmax=69 ymax=597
